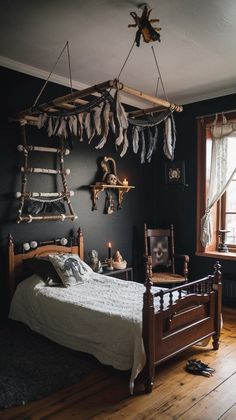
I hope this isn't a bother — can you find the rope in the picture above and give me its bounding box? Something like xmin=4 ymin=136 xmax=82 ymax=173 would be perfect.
xmin=116 ymin=39 xmax=136 ymax=81
xmin=33 ymin=41 xmax=72 ymax=108
xmin=66 ymin=41 xmax=73 ymax=97
xmin=151 ymin=46 xmax=169 ymax=102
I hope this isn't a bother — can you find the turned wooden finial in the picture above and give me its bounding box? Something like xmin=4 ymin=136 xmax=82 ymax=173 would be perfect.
xmin=213 ymin=261 xmax=222 ymax=284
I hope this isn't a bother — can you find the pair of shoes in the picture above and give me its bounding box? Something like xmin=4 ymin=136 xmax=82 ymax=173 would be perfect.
xmin=185 ymin=359 xmax=215 ymax=377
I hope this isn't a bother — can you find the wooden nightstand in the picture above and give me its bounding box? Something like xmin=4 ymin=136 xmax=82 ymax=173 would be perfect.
xmin=103 ymin=267 xmax=133 ymax=281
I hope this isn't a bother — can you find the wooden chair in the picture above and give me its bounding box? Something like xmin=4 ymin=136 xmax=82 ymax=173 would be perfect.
xmin=144 ymin=224 xmax=189 ymax=285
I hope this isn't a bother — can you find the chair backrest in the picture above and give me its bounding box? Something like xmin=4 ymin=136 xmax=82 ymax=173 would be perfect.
xmin=144 ymin=224 xmax=175 ymax=273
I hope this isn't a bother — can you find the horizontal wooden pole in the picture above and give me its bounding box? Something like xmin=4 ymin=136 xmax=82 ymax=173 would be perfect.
xmin=17 ymin=145 xmax=70 ymax=154
xmin=20 ymin=167 xmax=70 ymax=175
xmin=10 ymin=80 xmax=115 ymax=122
xmin=119 ymin=82 xmax=183 ymax=112
xmin=17 ymin=214 xmax=77 ymax=223
xmin=15 ymin=191 xmax=74 ymax=198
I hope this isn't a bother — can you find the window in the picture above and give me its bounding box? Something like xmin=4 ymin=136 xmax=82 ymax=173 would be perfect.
xmin=196 ymin=114 xmax=236 ymax=257
xmin=221 ymin=171 xmax=236 ymax=248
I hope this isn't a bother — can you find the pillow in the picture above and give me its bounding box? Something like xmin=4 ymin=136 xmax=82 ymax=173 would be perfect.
xmin=48 ymin=253 xmax=93 ymax=287
xmin=25 ymin=257 xmax=62 ymax=285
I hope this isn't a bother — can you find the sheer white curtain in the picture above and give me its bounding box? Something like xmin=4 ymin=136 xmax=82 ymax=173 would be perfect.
xmin=200 ymin=115 xmax=236 ymax=247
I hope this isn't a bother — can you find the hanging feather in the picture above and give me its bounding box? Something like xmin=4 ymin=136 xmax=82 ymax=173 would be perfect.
xmin=140 ymin=129 xmax=146 ymax=164
xmin=78 ymin=113 xmax=84 ymax=141
xmin=47 ymin=117 xmax=54 ymax=137
xmin=52 ymin=117 xmax=60 ymax=136
xmin=95 ymin=102 xmax=111 ymax=149
xmin=93 ymin=106 xmax=102 ymax=136
xmin=115 ymin=127 xmax=124 ymax=146
xmin=68 ymin=115 xmax=78 ymax=136
xmin=115 ymin=90 xmax=128 ymax=130
xmin=88 ymin=110 xmax=96 ymax=143
xmin=146 ymin=126 xmax=158 ymax=162
xmin=170 ymin=113 xmax=176 ymax=152
xmin=163 ymin=114 xmax=176 ymax=160
xmin=120 ymin=129 xmax=129 ymax=157
xmin=37 ymin=112 xmax=48 ymax=129
xmin=84 ymin=112 xmax=92 ymax=140
xmin=57 ymin=117 xmax=68 ymax=138
xmin=110 ymin=112 xmax=116 ymax=134
xmin=132 ymin=126 xmax=140 ymax=153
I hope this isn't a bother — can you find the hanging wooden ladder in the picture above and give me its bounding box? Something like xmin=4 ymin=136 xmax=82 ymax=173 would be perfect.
xmin=16 ymin=124 xmax=77 ymax=223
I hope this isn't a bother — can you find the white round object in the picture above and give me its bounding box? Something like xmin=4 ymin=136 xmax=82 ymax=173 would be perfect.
xmin=60 ymin=237 xmax=68 ymax=246
xmin=23 ymin=242 xmax=30 ymax=252
xmin=30 ymin=241 xmax=38 ymax=249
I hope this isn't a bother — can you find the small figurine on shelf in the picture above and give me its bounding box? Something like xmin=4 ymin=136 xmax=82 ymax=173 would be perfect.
xmin=87 ymin=250 xmax=103 ymax=273
xmin=112 ymin=250 xmax=127 ymax=270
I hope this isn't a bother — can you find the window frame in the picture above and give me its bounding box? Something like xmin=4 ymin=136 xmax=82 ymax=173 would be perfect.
xmin=196 ymin=115 xmax=236 ymax=260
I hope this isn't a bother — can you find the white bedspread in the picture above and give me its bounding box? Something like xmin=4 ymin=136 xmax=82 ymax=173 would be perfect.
xmin=9 ymin=273 xmax=180 ymax=393
xmin=9 ymin=273 xmax=147 ymax=393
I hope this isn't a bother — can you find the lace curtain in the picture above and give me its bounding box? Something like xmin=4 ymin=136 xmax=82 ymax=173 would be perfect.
xmin=200 ymin=114 xmax=236 ymax=247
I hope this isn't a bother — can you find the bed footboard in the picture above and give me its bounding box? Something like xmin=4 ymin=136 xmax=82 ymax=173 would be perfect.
xmin=142 ymin=261 xmax=222 ymax=393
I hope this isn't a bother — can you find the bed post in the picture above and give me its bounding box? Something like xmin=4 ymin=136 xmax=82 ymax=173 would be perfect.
xmin=143 ymin=255 xmax=155 ymax=393
xmin=212 ymin=261 xmax=222 ymax=350
xmin=76 ymin=228 xmax=84 ymax=260
xmin=8 ymin=234 xmax=16 ymax=300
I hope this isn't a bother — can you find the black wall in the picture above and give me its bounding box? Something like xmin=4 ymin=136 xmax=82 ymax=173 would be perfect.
xmin=1 ymin=66 xmax=236 ymax=320
xmin=0 ymin=67 xmax=153 ymax=320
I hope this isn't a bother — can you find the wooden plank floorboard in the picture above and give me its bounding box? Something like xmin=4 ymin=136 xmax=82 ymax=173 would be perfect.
xmin=1 ymin=308 xmax=235 ymax=420
xmin=178 ymin=373 xmax=236 ymax=420
xmin=220 ymin=403 xmax=236 ymax=420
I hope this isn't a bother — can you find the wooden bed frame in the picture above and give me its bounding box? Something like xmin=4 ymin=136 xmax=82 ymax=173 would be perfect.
xmin=8 ymin=229 xmax=222 ymax=394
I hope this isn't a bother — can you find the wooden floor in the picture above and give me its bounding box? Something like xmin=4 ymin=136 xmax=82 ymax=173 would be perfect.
xmin=1 ymin=308 xmax=236 ymax=420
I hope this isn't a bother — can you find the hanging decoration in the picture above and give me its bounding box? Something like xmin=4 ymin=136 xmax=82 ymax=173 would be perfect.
xmin=15 ymin=126 xmax=77 ymax=223
xmin=128 ymin=3 xmax=161 ymax=47
xmin=10 ymin=7 xmax=183 ymax=166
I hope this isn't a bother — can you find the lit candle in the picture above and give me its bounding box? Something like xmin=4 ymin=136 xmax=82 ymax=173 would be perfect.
xmin=123 ymin=178 xmax=128 ymax=186
xmin=108 ymin=242 xmax=112 ymax=259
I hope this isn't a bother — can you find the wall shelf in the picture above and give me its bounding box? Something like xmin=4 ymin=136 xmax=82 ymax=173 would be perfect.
xmin=90 ymin=183 xmax=135 ymax=211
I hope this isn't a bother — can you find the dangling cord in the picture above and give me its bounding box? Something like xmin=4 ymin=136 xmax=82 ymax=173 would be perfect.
xmin=116 ymin=39 xmax=136 ymax=83
xmin=151 ymin=46 xmax=169 ymax=102
xmin=66 ymin=41 xmax=73 ymax=98
xmin=155 ymin=77 xmax=160 ymax=98
xmin=32 ymin=41 xmax=73 ymax=109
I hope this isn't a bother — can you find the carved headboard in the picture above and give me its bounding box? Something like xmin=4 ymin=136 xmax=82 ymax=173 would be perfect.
xmin=8 ymin=228 xmax=84 ymax=299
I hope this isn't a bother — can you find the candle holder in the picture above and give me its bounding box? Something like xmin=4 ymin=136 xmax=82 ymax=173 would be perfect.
xmin=106 ymin=258 xmax=114 ymax=271
xmin=218 ymin=229 xmax=230 ymax=252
